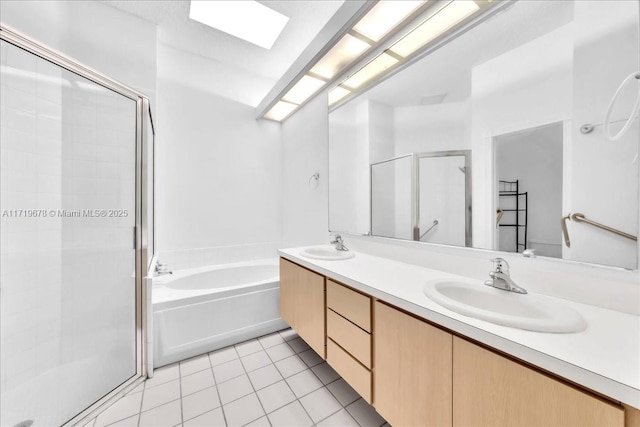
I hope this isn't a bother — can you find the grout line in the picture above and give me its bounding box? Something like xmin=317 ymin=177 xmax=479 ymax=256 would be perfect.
xmin=178 ymin=362 xmax=184 ymax=426
xmin=209 ymin=350 xmax=230 ymax=427
xmin=136 ymin=382 xmax=145 ymax=427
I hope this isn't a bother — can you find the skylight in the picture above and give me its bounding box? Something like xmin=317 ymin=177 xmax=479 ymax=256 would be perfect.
xmin=189 ymin=1 xmax=289 ymax=50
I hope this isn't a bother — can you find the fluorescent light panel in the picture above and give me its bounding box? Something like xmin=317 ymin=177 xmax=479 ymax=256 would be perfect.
xmin=264 ymin=100 xmax=298 ymax=121
xmin=342 ymin=53 xmax=399 ymax=90
xmin=310 ymin=34 xmax=371 ymax=79
xmin=328 ymin=86 xmax=351 ymax=105
xmin=353 ymin=0 xmax=426 ymax=42
xmin=282 ymin=75 xmax=326 ymax=104
xmin=390 ymin=0 xmax=480 ymax=57
xmin=189 ymin=1 xmax=289 ymax=49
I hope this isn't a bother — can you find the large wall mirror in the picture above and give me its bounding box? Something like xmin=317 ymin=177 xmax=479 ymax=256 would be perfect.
xmin=328 ymin=0 xmax=639 ymax=270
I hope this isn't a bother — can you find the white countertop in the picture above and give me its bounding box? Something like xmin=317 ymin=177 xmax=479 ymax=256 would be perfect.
xmin=279 ymin=247 xmax=640 ymax=409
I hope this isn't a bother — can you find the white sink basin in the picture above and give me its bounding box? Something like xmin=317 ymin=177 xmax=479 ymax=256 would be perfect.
xmin=423 ymin=280 xmax=586 ymax=333
xmin=300 ymin=246 xmax=355 ymax=261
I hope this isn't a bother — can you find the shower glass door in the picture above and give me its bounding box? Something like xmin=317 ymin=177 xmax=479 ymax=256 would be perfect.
xmin=1 ymin=37 xmax=140 ymax=426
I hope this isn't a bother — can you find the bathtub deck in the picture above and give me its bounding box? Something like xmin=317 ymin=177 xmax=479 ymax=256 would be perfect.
xmin=87 ymin=329 xmax=389 ymax=427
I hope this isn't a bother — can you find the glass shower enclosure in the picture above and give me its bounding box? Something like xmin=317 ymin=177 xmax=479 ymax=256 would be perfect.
xmin=0 ymin=26 xmax=153 ymax=426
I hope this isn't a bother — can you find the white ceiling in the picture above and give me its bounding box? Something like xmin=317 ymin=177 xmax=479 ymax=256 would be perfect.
xmin=100 ymin=0 xmax=344 ymax=106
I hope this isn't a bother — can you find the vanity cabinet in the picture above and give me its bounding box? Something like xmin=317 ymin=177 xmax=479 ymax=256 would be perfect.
xmin=453 ymin=337 xmax=624 ymax=427
xmin=279 ymin=259 xmax=326 ymax=358
xmin=278 ymin=257 xmax=638 ymax=427
xmin=373 ymin=300 xmax=453 ymax=427
xmin=326 ymin=280 xmax=373 ymax=402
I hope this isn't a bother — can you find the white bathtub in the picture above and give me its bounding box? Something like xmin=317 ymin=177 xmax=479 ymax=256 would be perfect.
xmin=152 ymin=259 xmax=287 ymax=367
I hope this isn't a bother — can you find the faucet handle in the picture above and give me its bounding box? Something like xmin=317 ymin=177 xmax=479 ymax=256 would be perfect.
xmin=490 ymin=257 xmax=509 ymax=274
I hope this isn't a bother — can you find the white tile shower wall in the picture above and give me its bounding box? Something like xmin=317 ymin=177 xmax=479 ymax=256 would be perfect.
xmin=1 ymin=42 xmax=64 ymax=395
xmin=156 ymin=44 xmax=283 ymax=255
xmin=281 ymin=91 xmax=330 ymax=248
xmin=0 ymin=0 xmax=157 ymax=108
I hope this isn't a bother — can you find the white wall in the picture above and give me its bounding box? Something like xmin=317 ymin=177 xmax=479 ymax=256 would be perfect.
xmin=281 ymin=91 xmax=330 ymax=248
xmin=156 ymin=44 xmax=283 ymax=257
xmin=328 ymin=99 xmax=369 ymax=235
xmin=394 ymin=101 xmax=470 ymax=155
xmin=567 ymin=0 xmax=639 ymax=269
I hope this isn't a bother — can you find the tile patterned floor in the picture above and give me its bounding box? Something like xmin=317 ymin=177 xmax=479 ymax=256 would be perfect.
xmin=85 ymin=329 xmax=389 ymax=427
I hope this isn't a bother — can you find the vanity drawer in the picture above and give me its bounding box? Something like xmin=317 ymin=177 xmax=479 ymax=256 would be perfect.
xmin=327 ymin=308 xmax=371 ymax=368
xmin=327 ymin=338 xmax=372 ymax=403
xmin=326 ymin=280 xmax=371 ymax=332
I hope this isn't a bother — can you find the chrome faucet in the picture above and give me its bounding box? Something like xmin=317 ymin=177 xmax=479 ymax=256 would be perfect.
xmin=155 ymin=261 xmax=173 ymax=276
xmin=484 ymin=258 xmax=527 ymax=294
xmin=330 ymin=234 xmax=349 ymax=251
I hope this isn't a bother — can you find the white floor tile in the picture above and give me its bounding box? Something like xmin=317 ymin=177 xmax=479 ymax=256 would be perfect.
xmin=180 ymin=354 xmax=211 ymax=376
xmin=346 ymin=398 xmax=386 ymax=427
xmin=182 ymin=386 xmax=221 ymax=421
xmin=209 ymin=346 xmax=239 ymax=367
xmin=267 ymin=401 xmax=313 ymax=427
xmin=278 ymin=329 xmax=299 ymax=342
xmin=222 ymin=393 xmax=265 ymax=426
xmin=146 ymin=363 xmax=180 ymax=389
xmin=235 ymin=339 xmax=262 ymax=357
xmin=181 ymin=369 xmax=215 ymax=396
xmin=82 ymin=418 xmax=96 ymax=427
xmin=265 ymin=343 xmax=296 ymax=362
xmin=311 ymin=363 xmax=340 ymax=385
xmin=316 ymin=409 xmax=360 ymax=427
xmin=248 ymin=364 xmax=283 ymax=390
xmin=244 ymin=415 xmax=270 ymax=426
xmin=298 ymin=349 xmax=324 ymax=368
xmin=285 ymin=369 xmax=324 ymax=398
xmin=299 ymin=387 xmax=342 ymax=423
xmin=258 ymin=332 xmax=284 ymax=349
xmin=105 ymin=414 xmax=139 ymax=427
xmin=139 ymin=400 xmax=182 ymax=427
xmin=141 ymin=379 xmax=180 ymax=412
xmin=240 ymin=350 xmax=272 ymax=372
xmin=217 ymin=374 xmax=254 ymax=405
xmin=127 ymin=382 xmax=145 ymax=395
xmin=256 ymin=380 xmax=296 ymax=413
xmin=94 ymin=392 xmax=142 ymax=427
xmin=213 ymin=359 xmax=245 ymax=384
xmin=326 ymin=378 xmax=360 ymax=406
xmin=287 ymin=337 xmax=310 ymax=354
xmin=183 ymin=407 xmax=226 ymax=427
xmin=274 ymin=355 xmax=307 ymax=378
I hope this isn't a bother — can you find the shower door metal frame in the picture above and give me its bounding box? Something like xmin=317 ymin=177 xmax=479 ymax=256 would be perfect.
xmin=0 ymin=24 xmax=151 ymax=426
xmin=413 ymin=150 xmax=473 ymax=247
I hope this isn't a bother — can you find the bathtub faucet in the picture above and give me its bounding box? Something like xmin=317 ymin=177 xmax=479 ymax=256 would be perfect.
xmin=155 ymin=261 xmax=173 ymax=276
xmin=331 ymin=234 xmax=349 ymax=251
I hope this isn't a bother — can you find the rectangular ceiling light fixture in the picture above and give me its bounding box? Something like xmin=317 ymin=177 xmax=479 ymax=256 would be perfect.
xmin=328 ymin=86 xmax=352 ymax=105
xmin=341 ymin=53 xmax=399 ymax=90
xmin=263 ymin=100 xmax=298 ymax=121
xmin=189 ymin=1 xmax=289 ymax=49
xmin=310 ymin=34 xmax=371 ymax=79
xmin=390 ymin=0 xmax=480 ymax=57
xmin=282 ymin=75 xmax=326 ymax=104
xmin=353 ymin=1 xmax=426 ymax=42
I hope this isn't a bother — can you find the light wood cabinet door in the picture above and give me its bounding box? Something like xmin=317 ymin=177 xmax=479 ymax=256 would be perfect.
xmin=453 ymin=337 xmax=624 ymax=427
xmin=373 ymin=301 xmax=453 ymax=427
xmin=279 ymin=258 xmax=326 ymax=358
